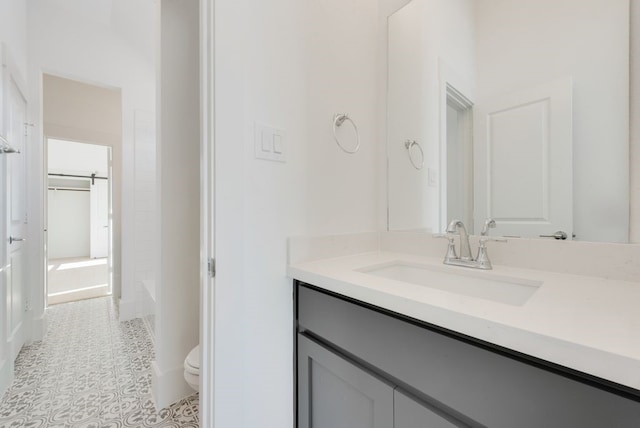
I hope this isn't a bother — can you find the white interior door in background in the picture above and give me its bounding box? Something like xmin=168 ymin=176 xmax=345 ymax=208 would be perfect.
xmin=90 ymin=178 xmax=109 ymax=259
xmin=6 ymin=75 xmax=28 ymax=361
xmin=473 ymin=78 xmax=573 ymax=239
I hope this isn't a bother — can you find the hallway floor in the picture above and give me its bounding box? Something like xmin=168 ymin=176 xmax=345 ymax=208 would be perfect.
xmin=0 ymin=297 xmax=199 ymax=427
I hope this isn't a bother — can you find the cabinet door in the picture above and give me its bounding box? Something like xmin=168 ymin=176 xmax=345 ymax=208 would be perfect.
xmin=298 ymin=334 xmax=394 ymax=428
xmin=395 ymin=390 xmax=461 ymax=428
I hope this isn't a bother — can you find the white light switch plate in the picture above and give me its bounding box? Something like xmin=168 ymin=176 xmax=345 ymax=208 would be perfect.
xmin=255 ymin=123 xmax=286 ymax=162
xmin=428 ymin=168 xmax=438 ymax=187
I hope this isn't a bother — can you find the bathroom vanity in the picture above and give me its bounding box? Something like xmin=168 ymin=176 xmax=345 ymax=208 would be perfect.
xmin=290 ymin=246 xmax=640 ymax=427
xmin=288 ymin=0 xmax=640 ymax=424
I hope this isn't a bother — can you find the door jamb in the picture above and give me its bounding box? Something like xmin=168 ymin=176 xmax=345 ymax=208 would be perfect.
xmin=199 ymin=0 xmax=215 ymax=426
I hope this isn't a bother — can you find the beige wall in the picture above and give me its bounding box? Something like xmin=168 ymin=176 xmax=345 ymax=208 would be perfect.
xmin=43 ymin=74 xmax=123 ymax=293
xmin=43 ymin=74 xmax=122 ymax=145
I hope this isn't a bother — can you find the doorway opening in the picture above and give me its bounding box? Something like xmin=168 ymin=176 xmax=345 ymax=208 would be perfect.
xmin=444 ymin=84 xmax=474 ymax=233
xmin=46 ymin=139 xmax=112 ymax=305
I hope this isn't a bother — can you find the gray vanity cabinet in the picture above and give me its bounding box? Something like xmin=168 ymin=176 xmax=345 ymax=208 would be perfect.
xmin=394 ymin=389 xmax=459 ymax=428
xmin=297 ymin=334 xmax=458 ymax=428
xmin=297 ymin=334 xmax=394 ymax=428
xmin=295 ymin=283 xmax=640 ymax=427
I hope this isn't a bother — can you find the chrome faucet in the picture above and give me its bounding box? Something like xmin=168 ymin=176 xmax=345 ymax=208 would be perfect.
xmin=446 ymin=220 xmax=472 ymax=260
xmin=434 ymin=219 xmax=506 ymax=270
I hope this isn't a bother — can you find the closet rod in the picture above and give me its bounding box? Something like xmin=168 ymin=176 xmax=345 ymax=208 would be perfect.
xmin=48 ymin=172 xmax=107 ymax=185
xmin=48 ymin=173 xmax=107 ymax=180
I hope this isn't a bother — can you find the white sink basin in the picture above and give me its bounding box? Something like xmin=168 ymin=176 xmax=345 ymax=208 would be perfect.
xmin=358 ymin=262 xmax=542 ymax=306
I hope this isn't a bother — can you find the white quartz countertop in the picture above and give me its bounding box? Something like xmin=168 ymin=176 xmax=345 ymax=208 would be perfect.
xmin=288 ymin=251 xmax=640 ymax=392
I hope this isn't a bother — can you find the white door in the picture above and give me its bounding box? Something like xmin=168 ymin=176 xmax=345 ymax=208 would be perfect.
xmin=474 ymin=78 xmax=573 ymax=239
xmin=6 ymin=77 xmax=27 ymax=360
xmin=90 ymin=178 xmax=109 ymax=259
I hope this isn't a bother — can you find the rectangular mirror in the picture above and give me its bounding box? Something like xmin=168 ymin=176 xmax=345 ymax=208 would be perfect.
xmin=386 ymin=0 xmax=630 ymax=243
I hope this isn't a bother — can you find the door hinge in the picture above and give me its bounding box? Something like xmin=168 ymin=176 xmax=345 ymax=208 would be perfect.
xmin=207 ymin=258 xmax=216 ymax=278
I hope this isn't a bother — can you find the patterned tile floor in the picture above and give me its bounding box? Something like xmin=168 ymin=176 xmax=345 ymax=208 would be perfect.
xmin=0 ymin=297 xmax=199 ymax=427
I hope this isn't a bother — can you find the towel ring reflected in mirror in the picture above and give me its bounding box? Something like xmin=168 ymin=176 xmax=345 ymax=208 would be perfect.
xmin=404 ymin=139 xmax=424 ymax=170
xmin=333 ymin=113 xmax=361 ymax=154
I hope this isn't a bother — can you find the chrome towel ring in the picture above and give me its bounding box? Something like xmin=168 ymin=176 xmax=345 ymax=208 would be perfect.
xmin=0 ymin=134 xmax=19 ymax=154
xmin=404 ymin=139 xmax=424 ymax=170
xmin=333 ymin=113 xmax=360 ymax=154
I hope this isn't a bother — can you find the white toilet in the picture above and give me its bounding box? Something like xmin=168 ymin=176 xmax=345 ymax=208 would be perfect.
xmin=184 ymin=345 xmax=200 ymax=391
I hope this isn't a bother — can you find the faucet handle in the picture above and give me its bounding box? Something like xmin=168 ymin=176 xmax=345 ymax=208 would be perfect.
xmin=475 ymin=236 xmax=506 ymax=268
xmin=446 ymin=219 xmax=464 ymax=234
xmin=481 ymin=218 xmax=496 ymax=236
xmin=433 ymin=233 xmax=458 ymax=261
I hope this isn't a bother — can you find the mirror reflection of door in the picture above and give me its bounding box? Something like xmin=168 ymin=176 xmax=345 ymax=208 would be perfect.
xmin=445 ymin=85 xmax=474 ymax=234
xmin=473 ymin=79 xmax=573 ymax=239
xmin=46 ymin=139 xmax=112 ymax=306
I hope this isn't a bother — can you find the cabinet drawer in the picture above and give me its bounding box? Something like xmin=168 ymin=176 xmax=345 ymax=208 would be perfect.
xmin=298 ymin=284 xmax=640 ymax=427
xmin=298 ymin=334 xmax=394 ymax=428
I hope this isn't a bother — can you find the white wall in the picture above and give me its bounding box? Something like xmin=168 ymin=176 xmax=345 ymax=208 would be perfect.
xmin=213 ymin=2 xmax=248 ymax=423
xmin=27 ymin=0 xmax=157 ymax=326
xmin=475 ymin=0 xmax=630 ymax=242
xmin=387 ymin=0 xmax=475 ymax=232
xmin=305 ymin=0 xmax=380 ymax=235
xmin=631 ymin=1 xmax=640 ymax=244
xmin=133 ymin=110 xmax=156 ymax=288
xmin=133 ymin=110 xmax=156 ymax=322
xmin=48 ymin=138 xmax=110 ymax=176
xmin=387 ymin=0 xmax=433 ymax=231
xmin=214 ymin=0 xmax=381 ymax=426
xmin=47 ymin=189 xmax=90 ymax=259
xmin=0 ymin=1 xmax=27 ymax=80
xmin=152 ymin=0 xmax=200 ymax=408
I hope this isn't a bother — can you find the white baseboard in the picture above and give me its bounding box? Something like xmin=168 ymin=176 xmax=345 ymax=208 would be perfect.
xmin=118 ymin=298 xmax=138 ymax=322
xmin=151 ymin=360 xmax=195 ymax=409
xmin=0 ymin=358 xmax=14 ymax=398
xmin=7 ymin=322 xmax=25 ymax=361
xmin=31 ymin=312 xmax=47 ymax=342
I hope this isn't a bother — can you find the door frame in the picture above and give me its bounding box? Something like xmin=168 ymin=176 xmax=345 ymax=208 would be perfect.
xmin=199 ymin=0 xmax=215 ymax=426
xmin=438 ymin=59 xmax=475 ymax=233
xmin=443 ymin=85 xmax=474 ymax=233
xmin=43 ymin=137 xmax=114 ymax=305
